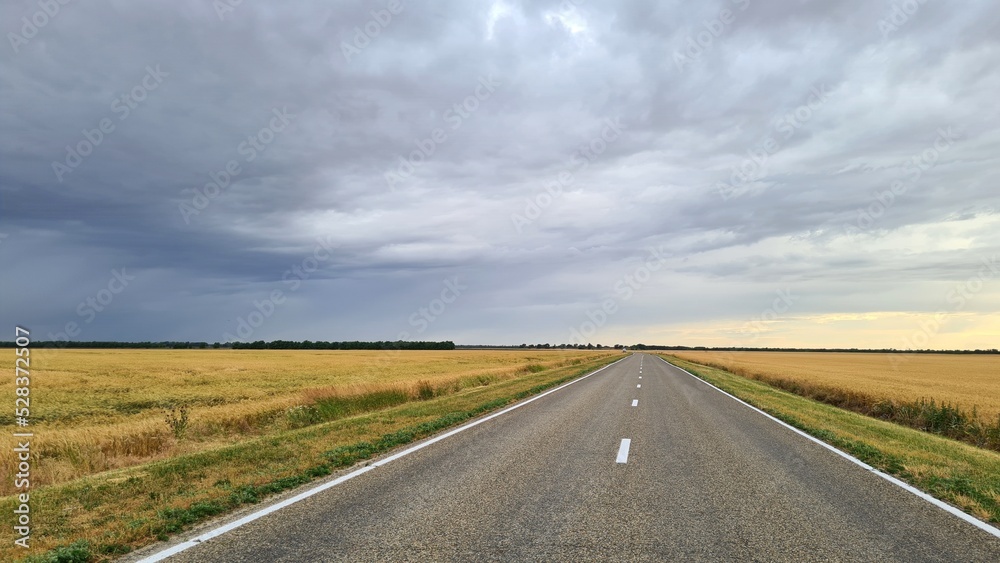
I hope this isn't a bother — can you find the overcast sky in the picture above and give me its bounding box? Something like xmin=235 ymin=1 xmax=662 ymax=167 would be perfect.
xmin=2 ymin=0 xmax=999 ymax=348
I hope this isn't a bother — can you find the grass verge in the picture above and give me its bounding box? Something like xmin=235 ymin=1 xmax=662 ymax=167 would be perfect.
xmin=660 ymin=355 xmax=1000 ymax=527
xmin=669 ymin=353 xmax=1000 ymax=452
xmin=3 ymin=355 xmax=620 ymax=562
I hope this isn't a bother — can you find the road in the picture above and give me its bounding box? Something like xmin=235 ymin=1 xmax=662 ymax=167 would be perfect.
xmin=138 ymin=353 xmax=1000 ymax=562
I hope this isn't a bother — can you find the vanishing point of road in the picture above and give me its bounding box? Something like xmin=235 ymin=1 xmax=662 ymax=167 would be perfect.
xmin=134 ymin=354 xmax=1000 ymax=562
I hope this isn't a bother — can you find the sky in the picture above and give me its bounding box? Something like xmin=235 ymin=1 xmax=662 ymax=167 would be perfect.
xmin=1 ymin=0 xmax=999 ymax=349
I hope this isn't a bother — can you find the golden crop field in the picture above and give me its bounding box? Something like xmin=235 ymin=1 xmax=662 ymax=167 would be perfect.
xmin=669 ymin=351 xmax=1000 ymax=418
xmin=0 ymin=348 xmax=614 ymax=495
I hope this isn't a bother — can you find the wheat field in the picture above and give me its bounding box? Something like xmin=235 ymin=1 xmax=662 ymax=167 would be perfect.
xmin=0 ymin=348 xmax=613 ymax=495
xmin=669 ymin=351 xmax=1000 ymax=418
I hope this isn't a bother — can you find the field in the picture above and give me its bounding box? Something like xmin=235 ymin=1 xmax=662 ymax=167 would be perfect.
xmin=668 ymin=351 xmax=1000 ymax=418
xmin=0 ymin=348 xmax=616 ymax=496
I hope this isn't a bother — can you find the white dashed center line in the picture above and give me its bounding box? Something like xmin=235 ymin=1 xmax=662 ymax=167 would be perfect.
xmin=636 ymin=384 xmax=641 ymax=388
xmin=616 ymin=439 xmax=632 ymax=464
xmin=631 ymin=399 xmax=638 ymax=407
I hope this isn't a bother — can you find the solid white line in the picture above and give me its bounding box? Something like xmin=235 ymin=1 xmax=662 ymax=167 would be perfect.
xmin=136 ymin=357 xmax=630 ymax=562
xmin=631 ymin=399 xmax=638 ymax=407
xmin=616 ymin=439 xmax=631 ymax=463
xmin=656 ymin=356 xmax=1000 ymax=540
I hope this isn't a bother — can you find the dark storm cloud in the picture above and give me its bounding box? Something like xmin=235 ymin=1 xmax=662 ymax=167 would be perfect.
xmin=2 ymin=0 xmax=998 ymax=346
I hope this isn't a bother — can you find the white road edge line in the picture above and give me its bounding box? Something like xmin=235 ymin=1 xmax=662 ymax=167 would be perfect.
xmin=616 ymin=439 xmax=632 ymax=463
xmin=136 ymin=356 xmax=630 ymax=562
xmin=631 ymin=399 xmax=639 ymax=407
xmin=656 ymin=356 xmax=1000 ymax=540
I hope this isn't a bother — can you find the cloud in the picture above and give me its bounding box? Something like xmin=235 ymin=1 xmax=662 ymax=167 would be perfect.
xmin=2 ymin=0 xmax=999 ymax=347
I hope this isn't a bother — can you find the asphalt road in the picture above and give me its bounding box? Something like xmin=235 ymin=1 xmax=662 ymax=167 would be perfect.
xmin=139 ymin=353 xmax=1000 ymax=562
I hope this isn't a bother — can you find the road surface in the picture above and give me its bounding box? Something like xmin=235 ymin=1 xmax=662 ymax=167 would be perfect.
xmin=136 ymin=354 xmax=1000 ymax=562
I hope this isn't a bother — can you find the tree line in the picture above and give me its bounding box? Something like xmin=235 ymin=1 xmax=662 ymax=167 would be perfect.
xmin=231 ymin=340 xmax=455 ymax=350
xmin=0 ymin=340 xmax=456 ymax=350
xmin=1 ymin=341 xmax=993 ymax=353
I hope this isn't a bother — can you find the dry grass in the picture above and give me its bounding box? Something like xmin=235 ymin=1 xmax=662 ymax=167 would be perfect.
xmin=0 ymin=348 xmax=609 ymax=496
xmin=669 ymin=351 xmax=1000 ymax=418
